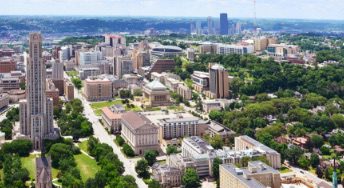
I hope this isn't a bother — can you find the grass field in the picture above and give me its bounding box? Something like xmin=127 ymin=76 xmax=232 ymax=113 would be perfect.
xmin=21 ymin=154 xmax=59 ymax=179
xmin=75 ymin=153 xmax=100 ymax=181
xmin=21 ymin=153 xmax=97 ymax=182
xmin=90 ymin=99 xmax=142 ymax=116
xmin=78 ymin=140 xmax=89 ymax=154
xmin=90 ymin=100 xmax=123 ymax=115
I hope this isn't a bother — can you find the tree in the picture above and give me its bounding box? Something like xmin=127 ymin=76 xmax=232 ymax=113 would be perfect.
xmin=310 ymin=153 xmax=320 ymax=168
xmin=320 ymin=145 xmax=331 ymax=155
xmin=297 ymin=155 xmax=310 ymax=170
xmin=1 ymin=139 xmax=33 ymax=157
xmin=133 ymin=89 xmax=143 ymax=96
xmin=166 ymin=145 xmax=178 ymax=155
xmin=148 ymin=179 xmax=160 ymax=188
xmin=115 ymin=136 xmax=125 ymax=146
xmin=119 ymin=90 xmax=131 ymax=99
xmin=331 ymin=114 xmax=344 ymax=128
xmin=209 ymin=110 xmax=224 ymax=123
xmin=109 ymin=175 xmax=138 ymax=188
xmin=212 ymin=158 xmax=222 ymax=180
xmin=122 ymin=144 xmax=135 ymax=157
xmin=182 ymin=168 xmax=201 ymax=188
xmin=135 ymin=159 xmax=150 ymax=179
xmin=210 ymin=135 xmax=224 ymax=149
xmin=285 ymin=145 xmax=304 ymax=165
xmin=3 ymin=155 xmax=30 ymax=188
xmin=71 ymin=77 xmax=82 ymax=89
xmin=48 ymin=143 xmax=74 ymax=168
xmin=144 ymin=150 xmax=158 ymax=166
xmin=0 ymin=119 xmax=13 ymax=139
xmin=310 ymin=134 xmax=324 ymax=148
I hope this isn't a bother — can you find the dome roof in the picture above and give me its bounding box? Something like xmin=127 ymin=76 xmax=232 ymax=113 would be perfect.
xmin=146 ymin=80 xmax=166 ymax=91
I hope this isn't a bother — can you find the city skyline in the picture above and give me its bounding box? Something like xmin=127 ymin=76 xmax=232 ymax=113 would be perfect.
xmin=1 ymin=0 xmax=344 ymax=20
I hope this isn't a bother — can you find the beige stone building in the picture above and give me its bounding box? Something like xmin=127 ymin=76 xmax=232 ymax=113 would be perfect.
xmin=36 ymin=157 xmax=53 ymax=188
xmin=83 ymin=78 xmax=112 ymax=101
xmin=101 ymin=106 xmax=122 ymax=133
xmin=152 ymin=164 xmax=182 ymax=188
xmin=176 ymin=84 xmax=192 ymax=100
xmin=143 ymin=80 xmax=170 ymax=107
xmin=121 ymin=111 xmax=160 ymax=155
xmin=141 ymin=111 xmax=208 ymax=142
xmin=209 ymin=64 xmax=229 ymax=99
xmin=220 ymin=161 xmax=281 ymax=188
xmin=64 ymin=79 xmax=74 ymax=101
xmin=235 ymin=135 xmax=281 ymax=169
xmin=0 ymin=93 xmax=9 ymax=110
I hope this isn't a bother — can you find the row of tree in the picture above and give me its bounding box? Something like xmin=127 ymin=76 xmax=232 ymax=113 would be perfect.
xmin=86 ymin=136 xmax=137 ymax=188
xmin=56 ymin=99 xmax=93 ymax=140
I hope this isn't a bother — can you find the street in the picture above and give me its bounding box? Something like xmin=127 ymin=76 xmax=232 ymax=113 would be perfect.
xmin=65 ymin=73 xmax=148 ymax=188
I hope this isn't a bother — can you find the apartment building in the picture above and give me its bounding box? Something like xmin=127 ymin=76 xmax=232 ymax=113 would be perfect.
xmin=83 ymin=78 xmax=112 ymax=101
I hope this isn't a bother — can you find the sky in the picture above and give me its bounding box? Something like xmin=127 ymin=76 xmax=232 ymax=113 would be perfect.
xmin=1 ymin=0 xmax=344 ymax=20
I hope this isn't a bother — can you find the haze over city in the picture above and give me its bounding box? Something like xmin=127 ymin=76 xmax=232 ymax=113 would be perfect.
xmin=1 ymin=0 xmax=344 ymax=20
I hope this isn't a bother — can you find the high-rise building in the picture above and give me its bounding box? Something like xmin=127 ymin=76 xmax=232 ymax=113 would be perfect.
xmin=51 ymin=60 xmax=64 ymax=80
xmin=19 ymin=33 xmax=56 ymax=150
xmin=207 ymin=16 xmax=215 ymax=35
xmin=209 ymin=64 xmax=229 ymax=98
xmin=115 ymin=56 xmax=133 ymax=79
xmin=220 ymin=13 xmax=229 ymax=35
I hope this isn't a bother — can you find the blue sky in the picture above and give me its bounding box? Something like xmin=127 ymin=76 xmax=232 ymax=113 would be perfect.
xmin=1 ymin=0 xmax=344 ymax=20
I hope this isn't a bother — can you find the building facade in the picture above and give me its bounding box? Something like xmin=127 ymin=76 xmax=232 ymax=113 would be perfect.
xmin=152 ymin=164 xmax=182 ymax=188
xmin=19 ymin=33 xmax=56 ymax=150
xmin=143 ymin=80 xmax=170 ymax=107
xmin=36 ymin=157 xmax=53 ymax=188
xmin=0 ymin=57 xmax=16 ymax=73
xmin=83 ymin=78 xmax=112 ymax=101
xmin=121 ymin=111 xmax=160 ymax=155
xmin=209 ymin=64 xmax=229 ymax=99
xmin=220 ymin=161 xmax=281 ymax=188
xmin=101 ymin=106 xmax=122 ymax=133
xmin=235 ymin=136 xmax=281 ymax=169
xmin=220 ymin=13 xmax=229 ymax=35
xmin=64 ymin=79 xmax=74 ymax=101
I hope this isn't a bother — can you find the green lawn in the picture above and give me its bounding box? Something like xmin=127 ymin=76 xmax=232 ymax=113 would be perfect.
xmin=78 ymin=140 xmax=89 ymax=154
xmin=90 ymin=100 xmax=123 ymax=116
xmin=90 ymin=99 xmax=142 ymax=116
xmin=21 ymin=154 xmax=59 ymax=179
xmin=75 ymin=153 xmax=100 ymax=181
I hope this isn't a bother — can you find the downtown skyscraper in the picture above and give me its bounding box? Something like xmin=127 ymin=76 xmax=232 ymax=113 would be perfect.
xmin=20 ymin=33 xmax=55 ymax=150
xmin=220 ymin=13 xmax=229 ymax=35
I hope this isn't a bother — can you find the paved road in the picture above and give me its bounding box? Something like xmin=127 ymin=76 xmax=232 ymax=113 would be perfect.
xmin=65 ymin=73 xmax=148 ymax=188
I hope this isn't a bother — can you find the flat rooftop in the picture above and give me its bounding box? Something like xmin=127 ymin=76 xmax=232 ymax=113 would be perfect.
xmin=141 ymin=111 xmax=205 ymax=126
xmin=221 ymin=164 xmax=266 ymax=188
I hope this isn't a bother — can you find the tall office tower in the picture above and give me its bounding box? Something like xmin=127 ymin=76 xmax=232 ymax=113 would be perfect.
xmin=209 ymin=64 xmax=229 ymax=98
xmin=115 ymin=56 xmax=133 ymax=79
xmin=20 ymin=33 xmax=55 ymax=150
xmin=196 ymin=21 xmax=202 ymax=35
xmin=220 ymin=13 xmax=229 ymax=35
xmin=207 ymin=16 xmax=215 ymax=35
